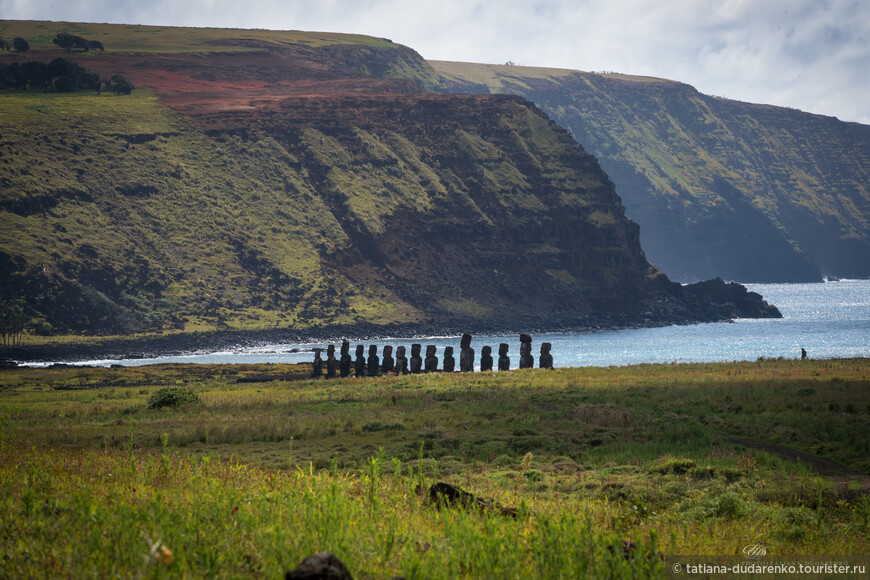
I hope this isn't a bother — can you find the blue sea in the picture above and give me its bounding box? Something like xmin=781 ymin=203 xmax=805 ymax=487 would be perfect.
xmin=29 ymin=279 xmax=870 ymax=368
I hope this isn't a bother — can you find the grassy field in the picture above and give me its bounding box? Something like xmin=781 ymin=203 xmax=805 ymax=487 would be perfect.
xmin=2 ymin=359 xmax=869 ymax=577
xmin=0 ymin=20 xmax=397 ymax=53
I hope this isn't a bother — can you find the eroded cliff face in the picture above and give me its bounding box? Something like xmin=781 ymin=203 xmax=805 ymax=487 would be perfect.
xmin=0 ymin=21 xmax=777 ymax=337
xmin=192 ymin=93 xmax=663 ymax=326
xmin=432 ymin=62 xmax=870 ymax=282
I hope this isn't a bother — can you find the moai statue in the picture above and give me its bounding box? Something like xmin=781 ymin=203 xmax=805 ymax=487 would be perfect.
xmin=395 ymin=346 xmax=409 ymax=375
xmin=367 ymin=345 xmax=380 ymax=377
xmin=381 ymin=345 xmax=395 ymax=374
xmin=480 ymin=345 xmax=493 ymax=371
xmin=519 ymin=333 xmax=534 ymax=369
xmin=424 ymin=345 xmax=439 ymax=372
xmin=312 ymin=348 xmax=323 ymax=378
xmin=497 ymin=343 xmax=510 ymax=371
xmin=459 ymin=333 xmax=474 ymax=372
xmin=339 ymin=340 xmax=352 ymax=378
xmin=410 ymin=344 xmax=423 ymax=374
xmin=354 ymin=345 xmax=366 ymax=377
xmin=325 ymin=344 xmax=337 ymax=378
xmin=539 ymin=342 xmax=554 ymax=369
xmin=442 ymin=346 xmax=455 ymax=372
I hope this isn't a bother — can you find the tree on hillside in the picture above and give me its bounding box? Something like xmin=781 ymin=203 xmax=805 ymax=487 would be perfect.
xmin=0 ymin=38 xmax=10 ymax=51
xmin=52 ymin=32 xmax=76 ymax=52
xmin=0 ymin=300 xmax=27 ymax=347
xmin=1 ymin=58 xmax=102 ymax=92
xmin=52 ymin=32 xmax=92 ymax=52
xmin=88 ymin=40 xmax=104 ymax=51
xmin=12 ymin=37 xmax=29 ymax=52
xmin=108 ymin=74 xmax=133 ymax=95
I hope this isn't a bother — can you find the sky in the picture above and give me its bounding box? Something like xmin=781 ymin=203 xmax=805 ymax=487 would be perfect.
xmin=2 ymin=0 xmax=868 ymax=124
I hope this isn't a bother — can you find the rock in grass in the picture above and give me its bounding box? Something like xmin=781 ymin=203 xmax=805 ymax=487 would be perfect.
xmin=285 ymin=552 xmax=353 ymax=580
xmin=425 ymin=482 xmax=518 ymax=517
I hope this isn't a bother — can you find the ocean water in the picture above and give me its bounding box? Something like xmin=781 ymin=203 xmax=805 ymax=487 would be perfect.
xmin=30 ymin=279 xmax=870 ymax=368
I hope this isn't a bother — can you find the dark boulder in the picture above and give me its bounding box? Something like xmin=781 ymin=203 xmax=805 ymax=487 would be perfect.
xmin=285 ymin=552 xmax=353 ymax=580
xmin=425 ymin=482 xmax=517 ymax=517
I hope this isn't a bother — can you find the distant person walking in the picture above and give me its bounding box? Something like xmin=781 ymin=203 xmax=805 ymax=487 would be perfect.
xmin=801 ymin=348 xmax=808 ymax=360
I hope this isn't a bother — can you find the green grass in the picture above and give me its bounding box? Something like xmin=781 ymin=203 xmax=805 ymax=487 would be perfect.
xmin=0 ymin=20 xmax=398 ymax=54
xmin=0 ymin=91 xmax=425 ymax=333
xmin=1 ymin=359 xmax=868 ymax=577
xmin=1 ymin=85 xmax=642 ymax=338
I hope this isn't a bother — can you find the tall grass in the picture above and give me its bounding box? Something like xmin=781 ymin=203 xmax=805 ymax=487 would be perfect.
xmin=1 ymin=358 xmax=868 ymax=576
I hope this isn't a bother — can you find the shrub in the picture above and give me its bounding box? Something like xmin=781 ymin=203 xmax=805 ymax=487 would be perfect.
xmin=523 ymin=469 xmax=546 ymax=482
xmin=147 ymin=386 xmax=201 ymax=409
xmin=688 ymin=465 xmax=717 ymax=479
xmin=649 ymin=456 xmax=696 ymax=475
xmin=361 ymin=421 xmax=405 ymax=432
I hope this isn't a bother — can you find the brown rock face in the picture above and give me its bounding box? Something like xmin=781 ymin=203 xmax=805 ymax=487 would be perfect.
xmin=193 ymin=92 xmax=668 ymax=328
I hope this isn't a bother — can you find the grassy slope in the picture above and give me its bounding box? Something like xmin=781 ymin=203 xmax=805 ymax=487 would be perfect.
xmin=0 ymin=20 xmax=444 ymax=90
xmin=1 ymin=359 xmax=868 ymax=576
xmin=1 ymin=87 xmax=664 ymax=338
xmin=0 ymin=20 xmax=397 ymax=52
xmin=2 ymin=21 xmax=665 ymax=339
xmin=430 ymin=61 xmax=870 ymax=282
xmin=0 ymin=91 xmax=420 ymax=333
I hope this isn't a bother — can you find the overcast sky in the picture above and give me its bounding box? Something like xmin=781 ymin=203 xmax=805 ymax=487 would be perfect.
xmin=2 ymin=0 xmax=868 ymax=124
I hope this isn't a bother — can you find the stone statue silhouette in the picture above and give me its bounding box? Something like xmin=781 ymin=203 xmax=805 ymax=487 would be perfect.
xmin=395 ymin=346 xmax=408 ymax=375
xmin=459 ymin=333 xmax=474 ymax=372
xmin=539 ymin=342 xmax=553 ymax=369
xmin=480 ymin=345 xmax=493 ymax=371
xmin=381 ymin=345 xmax=395 ymax=374
xmin=410 ymin=344 xmax=423 ymax=374
xmin=354 ymin=345 xmax=366 ymax=377
xmin=325 ymin=344 xmax=336 ymax=378
xmin=442 ymin=346 xmax=455 ymax=372
xmin=339 ymin=340 xmax=351 ymax=378
xmin=312 ymin=348 xmax=323 ymax=378
xmin=424 ymin=345 xmax=438 ymax=372
xmin=519 ymin=333 xmax=533 ymax=369
xmin=367 ymin=345 xmax=380 ymax=376
xmin=497 ymin=343 xmax=510 ymax=371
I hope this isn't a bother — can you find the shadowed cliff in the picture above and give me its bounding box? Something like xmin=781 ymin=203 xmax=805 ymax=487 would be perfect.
xmin=432 ymin=61 xmax=870 ymax=283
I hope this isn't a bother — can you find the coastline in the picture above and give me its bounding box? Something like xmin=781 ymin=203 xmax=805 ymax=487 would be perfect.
xmin=2 ymin=311 xmax=733 ymax=364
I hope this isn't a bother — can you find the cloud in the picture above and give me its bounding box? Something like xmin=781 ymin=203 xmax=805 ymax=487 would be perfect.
xmin=1 ymin=0 xmax=867 ymax=123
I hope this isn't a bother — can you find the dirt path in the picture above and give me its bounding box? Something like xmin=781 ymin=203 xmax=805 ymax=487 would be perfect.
xmin=728 ymin=436 xmax=870 ymax=495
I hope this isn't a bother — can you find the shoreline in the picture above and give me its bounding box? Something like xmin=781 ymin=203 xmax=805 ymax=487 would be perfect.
xmin=1 ymin=311 xmax=728 ymax=364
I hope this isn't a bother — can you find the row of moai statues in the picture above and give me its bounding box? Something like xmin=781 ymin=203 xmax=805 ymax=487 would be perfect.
xmin=312 ymin=333 xmax=553 ymax=378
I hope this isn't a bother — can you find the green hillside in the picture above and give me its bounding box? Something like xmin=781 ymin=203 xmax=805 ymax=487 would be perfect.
xmin=0 ymin=88 xmax=675 ymax=337
xmin=0 ymin=91 xmax=413 ymax=335
xmin=0 ymin=21 xmax=778 ymax=341
xmin=432 ymin=61 xmax=870 ymax=282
